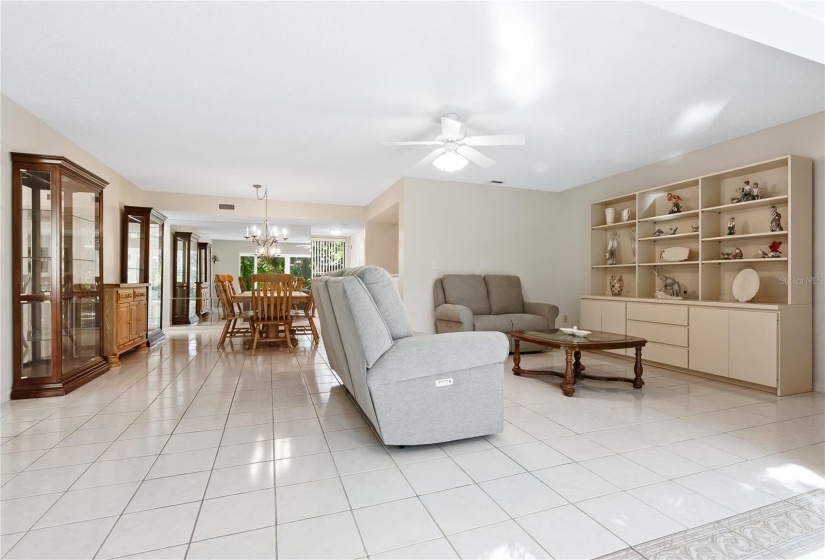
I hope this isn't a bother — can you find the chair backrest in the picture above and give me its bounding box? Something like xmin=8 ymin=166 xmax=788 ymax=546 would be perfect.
xmin=238 ymin=276 xmax=249 ymax=293
xmin=303 ymin=289 xmax=316 ymax=317
xmin=251 ymin=280 xmax=292 ymax=323
xmin=214 ymin=275 xmax=237 ymax=319
xmin=293 ymin=277 xmax=304 ymax=291
xmin=251 ymin=273 xmax=294 ymax=287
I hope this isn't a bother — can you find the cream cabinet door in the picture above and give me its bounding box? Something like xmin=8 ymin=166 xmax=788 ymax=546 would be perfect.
xmin=601 ymin=301 xmax=627 ymax=355
xmin=689 ymin=307 xmax=729 ymax=377
xmin=580 ymin=300 xmax=602 ymax=331
xmin=729 ymin=310 xmax=778 ymax=388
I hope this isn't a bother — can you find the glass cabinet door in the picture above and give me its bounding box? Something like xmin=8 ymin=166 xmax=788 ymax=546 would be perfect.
xmin=148 ymin=220 xmax=163 ymax=332
xmin=61 ymin=174 xmax=101 ymax=373
xmin=173 ymin=233 xmax=189 ymax=322
xmin=125 ymin=214 xmax=147 ymax=283
xmin=20 ymin=169 xmax=54 ymax=379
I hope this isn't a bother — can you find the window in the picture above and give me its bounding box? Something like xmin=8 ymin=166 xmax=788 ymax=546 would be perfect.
xmin=312 ymin=239 xmax=346 ymax=276
xmin=239 ymin=253 xmax=310 ymax=291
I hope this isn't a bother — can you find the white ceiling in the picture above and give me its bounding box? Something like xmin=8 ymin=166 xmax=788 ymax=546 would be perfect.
xmin=2 ymin=2 xmax=823 ymax=206
xmin=163 ymin=212 xmax=363 ymax=242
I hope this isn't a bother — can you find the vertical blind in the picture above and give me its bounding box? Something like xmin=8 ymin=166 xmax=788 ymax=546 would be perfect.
xmin=311 ymin=239 xmax=346 ymax=276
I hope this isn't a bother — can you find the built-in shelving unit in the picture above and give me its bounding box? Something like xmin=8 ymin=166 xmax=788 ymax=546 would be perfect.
xmin=584 ymin=155 xmax=813 ymax=396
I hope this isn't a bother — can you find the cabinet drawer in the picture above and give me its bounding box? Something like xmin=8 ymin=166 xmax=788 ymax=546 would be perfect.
xmin=641 ymin=342 xmax=688 ymax=368
xmin=627 ymin=303 xmax=688 ymax=326
xmin=133 ymin=289 xmax=147 ymax=301
xmin=627 ymin=320 xmax=688 ymax=347
xmin=117 ymin=289 xmax=134 ymax=302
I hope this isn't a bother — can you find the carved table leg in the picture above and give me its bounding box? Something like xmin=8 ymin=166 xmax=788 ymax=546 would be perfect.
xmin=561 ymin=348 xmax=575 ymax=396
xmin=633 ymin=346 xmax=645 ymax=388
xmin=513 ymin=340 xmax=522 ymax=375
xmin=573 ymin=350 xmax=582 ymax=383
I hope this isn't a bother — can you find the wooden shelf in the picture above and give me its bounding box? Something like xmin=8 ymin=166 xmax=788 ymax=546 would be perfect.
xmin=591 ymin=264 xmax=636 ymax=269
xmin=639 ymin=232 xmax=699 ymax=241
xmin=638 ymin=210 xmax=699 ymax=223
xmin=591 ymin=220 xmax=635 ymax=230
xmin=638 ymin=261 xmax=699 ymax=266
xmin=703 ymin=258 xmax=788 ymax=264
xmin=702 ymin=195 xmax=788 ymax=213
xmin=702 ymin=231 xmax=788 ymax=242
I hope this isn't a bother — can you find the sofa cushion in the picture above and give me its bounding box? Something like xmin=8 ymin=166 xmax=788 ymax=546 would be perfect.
xmin=442 ymin=274 xmax=490 ymax=315
xmin=473 ymin=314 xmax=513 ymax=333
xmin=500 ymin=313 xmax=549 ymax=332
xmin=326 ymin=266 xmax=413 ymax=340
xmin=485 ymin=275 xmax=524 ymax=315
xmin=328 ymin=277 xmax=393 ymax=368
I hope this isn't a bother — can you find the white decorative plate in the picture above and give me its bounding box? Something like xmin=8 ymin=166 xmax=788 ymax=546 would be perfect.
xmin=732 ymin=268 xmax=760 ymax=303
xmin=560 ymin=327 xmax=591 ymax=337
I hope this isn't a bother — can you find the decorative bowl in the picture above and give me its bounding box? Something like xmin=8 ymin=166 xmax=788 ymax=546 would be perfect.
xmin=560 ymin=327 xmax=591 ymax=337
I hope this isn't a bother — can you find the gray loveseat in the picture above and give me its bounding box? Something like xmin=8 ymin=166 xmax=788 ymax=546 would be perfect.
xmin=313 ymin=266 xmax=508 ymax=446
xmin=434 ymin=274 xmax=559 ymax=352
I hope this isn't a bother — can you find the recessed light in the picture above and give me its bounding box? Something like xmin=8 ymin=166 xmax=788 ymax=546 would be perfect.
xmin=329 ymin=228 xmax=342 ymax=235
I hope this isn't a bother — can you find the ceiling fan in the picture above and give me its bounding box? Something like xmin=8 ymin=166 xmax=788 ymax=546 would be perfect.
xmin=383 ymin=113 xmax=525 ymax=172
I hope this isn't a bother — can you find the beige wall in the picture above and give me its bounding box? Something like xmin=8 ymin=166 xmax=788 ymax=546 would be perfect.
xmin=400 ymin=177 xmax=560 ymax=334
xmin=349 ymin=230 xmax=366 ymax=267
xmin=556 ymin=112 xmax=825 ymax=391
xmin=365 ymin=222 xmax=399 ymax=274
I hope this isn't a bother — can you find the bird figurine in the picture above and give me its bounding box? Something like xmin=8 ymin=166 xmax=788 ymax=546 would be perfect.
xmin=653 ymin=228 xmax=665 ymax=237
xmin=759 ymin=241 xmax=783 ymax=258
xmin=668 ymin=227 xmax=679 ymax=235
xmin=721 ymin=252 xmax=733 ymax=260
xmin=732 ymin=248 xmax=744 ymax=259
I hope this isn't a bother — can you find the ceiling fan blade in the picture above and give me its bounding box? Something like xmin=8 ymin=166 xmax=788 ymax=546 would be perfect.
xmin=441 ymin=116 xmax=462 ymax=138
xmin=457 ymin=146 xmax=495 ymax=168
xmin=462 ymin=133 xmax=526 ymax=146
xmin=381 ymin=140 xmax=441 ymax=146
xmin=415 ymin=148 xmax=445 ymax=167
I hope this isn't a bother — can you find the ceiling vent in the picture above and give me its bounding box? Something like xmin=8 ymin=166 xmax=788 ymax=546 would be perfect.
xmin=218 ymin=203 xmax=235 ymax=210
xmin=490 ymin=180 xmax=504 ymax=184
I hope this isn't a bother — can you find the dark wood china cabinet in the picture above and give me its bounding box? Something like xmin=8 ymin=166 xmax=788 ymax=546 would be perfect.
xmin=172 ymin=231 xmax=200 ymax=325
xmin=12 ymin=153 xmax=109 ymax=398
xmin=122 ymin=206 xmax=167 ymax=345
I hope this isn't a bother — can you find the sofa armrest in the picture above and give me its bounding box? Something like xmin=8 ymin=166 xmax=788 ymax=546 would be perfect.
xmin=368 ymin=332 xmax=508 ymax=385
xmin=524 ymin=302 xmax=560 ymax=328
xmin=434 ymin=304 xmax=473 ymax=331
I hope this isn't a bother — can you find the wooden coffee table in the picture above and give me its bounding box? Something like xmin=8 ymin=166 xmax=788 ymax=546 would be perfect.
xmin=511 ymin=330 xmax=647 ymax=397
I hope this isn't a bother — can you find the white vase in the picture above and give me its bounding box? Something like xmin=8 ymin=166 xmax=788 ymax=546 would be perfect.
xmin=605 ymin=208 xmax=616 ymax=225
xmin=621 ymin=208 xmax=631 ymax=222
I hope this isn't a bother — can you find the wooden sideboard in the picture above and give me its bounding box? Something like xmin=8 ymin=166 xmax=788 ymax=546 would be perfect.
xmin=103 ymin=283 xmax=149 ymax=366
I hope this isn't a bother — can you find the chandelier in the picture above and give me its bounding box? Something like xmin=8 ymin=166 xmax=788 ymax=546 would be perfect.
xmin=244 ymin=184 xmax=288 ymax=256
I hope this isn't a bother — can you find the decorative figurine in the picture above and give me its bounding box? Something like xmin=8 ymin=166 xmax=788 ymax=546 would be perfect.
xmin=691 ymin=225 xmax=700 ymax=233
xmin=653 ymin=228 xmax=665 ymax=237
xmin=727 ymin=217 xmax=736 ymax=235
xmin=610 ymin=275 xmax=624 ymax=297
xmin=757 ymin=241 xmax=783 ymax=258
xmin=721 ymin=251 xmax=734 ymax=260
xmin=606 ymin=231 xmax=618 ymax=265
xmin=667 ymin=192 xmax=683 ymax=214
xmin=668 ymin=227 xmax=679 ymax=235
xmin=732 ymin=247 xmax=744 ymax=259
xmin=770 ymin=205 xmax=784 ymax=232
xmin=732 ymin=180 xmax=760 ymax=203
xmin=751 ymin=182 xmax=761 ymax=199
xmin=629 ymin=228 xmax=637 ymax=263
xmin=654 ymin=267 xmax=683 ymax=299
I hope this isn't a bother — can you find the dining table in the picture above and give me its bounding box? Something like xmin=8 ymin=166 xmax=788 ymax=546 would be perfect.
xmin=231 ymin=290 xmax=310 ymax=348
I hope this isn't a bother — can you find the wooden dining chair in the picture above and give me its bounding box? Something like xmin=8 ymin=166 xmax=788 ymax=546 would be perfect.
xmin=214 ymin=276 xmax=252 ymax=348
xmin=238 ymin=276 xmax=250 ymax=294
xmin=251 ymin=273 xmax=294 ymax=285
xmin=249 ymin=278 xmax=293 ymax=355
xmin=291 ymin=289 xmax=319 ymax=345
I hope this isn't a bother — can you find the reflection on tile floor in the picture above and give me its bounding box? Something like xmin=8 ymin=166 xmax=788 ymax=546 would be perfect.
xmin=1 ymin=327 xmax=823 ymax=559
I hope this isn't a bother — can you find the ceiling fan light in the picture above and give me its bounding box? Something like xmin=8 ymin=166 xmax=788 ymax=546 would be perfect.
xmin=433 ymin=150 xmax=468 ymax=172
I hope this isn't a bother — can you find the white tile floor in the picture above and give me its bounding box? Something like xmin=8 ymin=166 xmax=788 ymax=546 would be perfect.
xmin=1 ymin=326 xmax=823 ymax=559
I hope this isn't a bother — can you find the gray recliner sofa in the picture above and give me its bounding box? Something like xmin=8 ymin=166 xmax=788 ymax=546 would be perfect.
xmin=434 ymin=274 xmax=560 ymax=352
xmin=313 ymin=266 xmax=508 ymax=446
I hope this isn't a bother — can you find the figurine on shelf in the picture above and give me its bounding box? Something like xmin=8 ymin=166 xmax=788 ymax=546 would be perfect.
xmin=751 ymin=182 xmax=761 ymax=199
xmin=757 ymin=241 xmax=783 ymax=258
xmin=732 ymin=247 xmax=744 ymax=259
xmin=731 ymin=180 xmax=760 ymax=204
xmin=669 ymin=227 xmax=679 ymax=235
xmin=654 ymin=267 xmax=683 ymax=299
xmin=653 ymin=228 xmax=665 ymax=237
xmin=629 ymin=228 xmax=637 ymax=263
xmin=667 ymin=192 xmax=683 ymax=214
xmin=691 ymin=225 xmax=700 ymax=233
xmin=727 ymin=217 xmax=736 ymax=235
xmin=721 ymin=251 xmax=734 ymax=260
xmin=770 ymin=205 xmax=784 ymax=232
xmin=606 ymin=231 xmax=618 ymax=265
